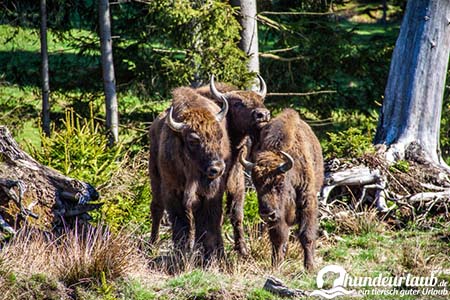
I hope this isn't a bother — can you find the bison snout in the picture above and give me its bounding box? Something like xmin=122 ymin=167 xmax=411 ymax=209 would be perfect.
xmin=252 ymin=109 xmax=270 ymax=126
xmin=206 ymin=160 xmax=225 ymax=179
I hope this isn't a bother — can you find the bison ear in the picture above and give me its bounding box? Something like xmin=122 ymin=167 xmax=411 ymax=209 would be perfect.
xmin=277 ymin=151 xmax=294 ymax=173
xmin=166 ymin=106 xmax=186 ymax=132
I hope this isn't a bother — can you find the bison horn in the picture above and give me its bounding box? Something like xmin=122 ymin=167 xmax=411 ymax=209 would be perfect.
xmin=278 ymin=151 xmax=294 ymax=173
xmin=210 ymin=74 xmax=225 ymax=101
xmin=167 ymin=106 xmax=186 ymax=132
xmin=239 ymin=148 xmax=255 ymax=172
xmin=256 ymin=74 xmax=267 ymax=98
xmin=216 ymin=95 xmax=229 ymax=122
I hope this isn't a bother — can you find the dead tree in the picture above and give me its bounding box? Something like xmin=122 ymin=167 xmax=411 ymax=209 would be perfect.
xmin=320 ymin=1 xmax=450 ymax=226
xmin=374 ymin=0 xmax=450 ymax=167
xmin=0 ymin=126 xmax=101 ymax=236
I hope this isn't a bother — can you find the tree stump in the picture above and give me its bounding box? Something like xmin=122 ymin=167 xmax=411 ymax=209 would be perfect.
xmin=0 ymin=126 xmax=101 ymax=235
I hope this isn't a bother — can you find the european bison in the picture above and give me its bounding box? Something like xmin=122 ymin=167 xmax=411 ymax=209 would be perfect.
xmin=240 ymin=108 xmax=324 ymax=271
xmin=196 ymin=75 xmax=270 ymax=256
xmin=149 ymin=87 xmax=231 ymax=259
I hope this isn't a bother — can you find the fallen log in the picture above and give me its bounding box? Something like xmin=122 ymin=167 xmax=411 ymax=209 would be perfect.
xmin=0 ymin=126 xmax=101 ymax=235
xmin=320 ymin=154 xmax=450 ymax=227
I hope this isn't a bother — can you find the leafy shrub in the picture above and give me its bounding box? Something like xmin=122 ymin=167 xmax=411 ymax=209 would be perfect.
xmin=322 ymin=127 xmax=375 ymax=159
xmin=29 ymin=108 xmax=124 ymax=187
xmin=27 ymin=108 xmax=151 ymax=230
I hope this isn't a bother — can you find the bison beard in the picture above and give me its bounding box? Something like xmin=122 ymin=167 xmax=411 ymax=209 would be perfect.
xmin=149 ymin=87 xmax=231 ymax=261
xmin=241 ymin=109 xmax=323 ymax=271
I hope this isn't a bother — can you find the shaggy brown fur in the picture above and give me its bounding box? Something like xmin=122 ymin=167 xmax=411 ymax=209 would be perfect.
xmin=149 ymin=87 xmax=231 ymax=259
xmin=250 ymin=108 xmax=324 ymax=271
xmin=196 ymin=83 xmax=270 ymax=256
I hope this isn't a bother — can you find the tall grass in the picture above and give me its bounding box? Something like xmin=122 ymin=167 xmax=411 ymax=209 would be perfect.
xmin=0 ymin=224 xmax=147 ymax=292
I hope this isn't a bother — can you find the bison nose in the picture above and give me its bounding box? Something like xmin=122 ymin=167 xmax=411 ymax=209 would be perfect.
xmin=207 ymin=160 xmax=225 ymax=179
xmin=252 ymin=109 xmax=270 ymax=123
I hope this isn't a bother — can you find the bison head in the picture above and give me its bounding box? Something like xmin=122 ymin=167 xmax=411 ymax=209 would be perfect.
xmin=240 ymin=150 xmax=294 ymax=223
xmin=210 ymin=75 xmax=270 ymax=136
xmin=167 ymin=96 xmax=229 ymax=180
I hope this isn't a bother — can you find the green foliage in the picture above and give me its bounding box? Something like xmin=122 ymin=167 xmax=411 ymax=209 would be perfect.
xmin=96 ymin=271 xmax=116 ymax=300
xmin=134 ymin=0 xmax=253 ymax=90
xmin=29 ymin=107 xmax=124 ymax=187
xmin=243 ymin=190 xmax=261 ymax=226
xmin=389 ymin=160 xmax=410 ymax=173
xmin=323 ymin=127 xmax=375 ymax=159
xmin=166 ymin=270 xmax=223 ymax=299
xmin=119 ymin=280 xmax=156 ymax=300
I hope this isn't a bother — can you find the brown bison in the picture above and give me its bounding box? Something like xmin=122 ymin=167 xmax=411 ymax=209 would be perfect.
xmin=195 ymin=75 xmax=270 ymax=256
xmin=240 ymin=108 xmax=324 ymax=271
xmin=149 ymin=87 xmax=231 ymax=259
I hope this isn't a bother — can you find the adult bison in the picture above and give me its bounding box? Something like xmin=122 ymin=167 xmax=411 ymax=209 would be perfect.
xmin=196 ymin=75 xmax=270 ymax=256
xmin=240 ymin=108 xmax=324 ymax=271
xmin=149 ymin=87 xmax=231 ymax=259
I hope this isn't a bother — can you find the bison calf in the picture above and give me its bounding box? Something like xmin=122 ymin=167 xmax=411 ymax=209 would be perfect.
xmin=149 ymin=87 xmax=231 ymax=259
xmin=240 ymin=108 xmax=324 ymax=271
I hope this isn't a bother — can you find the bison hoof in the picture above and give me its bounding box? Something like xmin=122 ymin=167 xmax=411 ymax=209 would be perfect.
xmin=305 ymin=262 xmax=315 ymax=273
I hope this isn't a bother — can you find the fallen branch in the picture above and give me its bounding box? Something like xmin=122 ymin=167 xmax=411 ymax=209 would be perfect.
xmin=0 ymin=126 xmax=101 ymax=234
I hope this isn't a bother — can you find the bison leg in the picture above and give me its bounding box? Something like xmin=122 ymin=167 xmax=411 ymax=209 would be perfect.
xmin=149 ymin=198 xmax=164 ymax=244
xmin=195 ymin=196 xmax=224 ymax=262
xmin=268 ymin=220 xmax=289 ymax=267
xmin=296 ymin=191 xmax=318 ymax=272
xmin=226 ymin=164 xmax=248 ymax=256
xmin=149 ymin=152 xmax=163 ymax=244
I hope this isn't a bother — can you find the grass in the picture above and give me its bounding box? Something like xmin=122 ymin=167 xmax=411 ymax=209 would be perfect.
xmin=2 ymin=224 xmax=446 ymax=299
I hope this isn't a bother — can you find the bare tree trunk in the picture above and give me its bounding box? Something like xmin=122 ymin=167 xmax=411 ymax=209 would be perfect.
xmin=40 ymin=0 xmax=50 ymax=137
xmin=374 ymin=0 xmax=450 ymax=167
xmin=231 ymin=0 xmax=260 ymax=77
xmin=99 ymin=0 xmax=119 ymax=144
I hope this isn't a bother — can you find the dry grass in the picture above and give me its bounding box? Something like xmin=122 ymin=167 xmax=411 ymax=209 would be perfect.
xmin=0 ymin=224 xmax=147 ymax=293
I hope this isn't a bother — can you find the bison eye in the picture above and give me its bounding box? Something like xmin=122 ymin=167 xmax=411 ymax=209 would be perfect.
xmin=233 ymin=102 xmax=245 ymax=108
xmin=186 ymin=133 xmax=201 ymax=147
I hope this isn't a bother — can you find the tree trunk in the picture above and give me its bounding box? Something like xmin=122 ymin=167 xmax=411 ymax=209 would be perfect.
xmin=374 ymin=0 xmax=450 ymax=167
xmin=231 ymin=0 xmax=260 ymax=77
xmin=40 ymin=0 xmax=50 ymax=137
xmin=381 ymin=0 xmax=387 ymax=25
xmin=99 ymin=0 xmax=119 ymax=144
xmin=0 ymin=127 xmax=100 ymax=236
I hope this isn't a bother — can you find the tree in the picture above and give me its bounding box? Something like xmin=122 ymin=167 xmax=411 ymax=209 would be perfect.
xmin=40 ymin=0 xmax=50 ymax=136
xmin=374 ymin=0 xmax=450 ymax=168
xmin=99 ymin=0 xmax=119 ymax=144
xmin=231 ymin=0 xmax=260 ymax=75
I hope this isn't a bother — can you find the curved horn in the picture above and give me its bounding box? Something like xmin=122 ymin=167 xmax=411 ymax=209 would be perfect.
xmin=278 ymin=151 xmax=294 ymax=173
xmin=256 ymin=74 xmax=267 ymax=98
xmin=216 ymin=96 xmax=229 ymax=122
xmin=167 ymin=106 xmax=186 ymax=132
xmin=239 ymin=148 xmax=255 ymax=172
xmin=210 ymin=75 xmax=225 ymax=101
